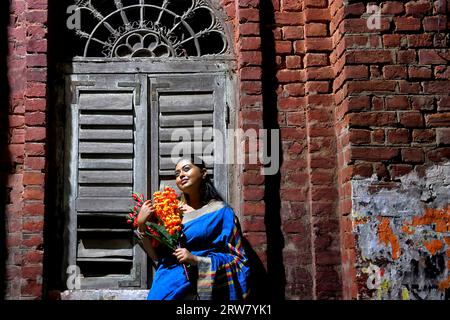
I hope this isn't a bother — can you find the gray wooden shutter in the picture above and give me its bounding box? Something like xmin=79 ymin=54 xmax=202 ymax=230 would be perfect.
xmin=149 ymin=74 xmax=228 ymax=200
xmin=64 ymin=74 xmax=148 ymax=289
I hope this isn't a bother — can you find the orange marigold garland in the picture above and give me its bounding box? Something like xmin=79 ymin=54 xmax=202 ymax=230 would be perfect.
xmin=127 ymin=187 xmax=184 ymax=252
xmin=127 ymin=187 xmax=190 ymax=280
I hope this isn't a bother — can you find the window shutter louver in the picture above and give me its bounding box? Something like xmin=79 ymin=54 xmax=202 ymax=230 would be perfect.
xmin=63 ymin=71 xmax=229 ymax=291
xmin=149 ymin=74 xmax=228 ymax=199
xmin=64 ymin=74 xmax=148 ymax=289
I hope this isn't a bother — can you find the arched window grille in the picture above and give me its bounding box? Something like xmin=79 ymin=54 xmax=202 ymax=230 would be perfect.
xmin=71 ymin=0 xmax=230 ymax=58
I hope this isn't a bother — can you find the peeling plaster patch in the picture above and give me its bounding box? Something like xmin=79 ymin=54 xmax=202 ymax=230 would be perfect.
xmin=351 ymin=162 xmax=450 ymax=300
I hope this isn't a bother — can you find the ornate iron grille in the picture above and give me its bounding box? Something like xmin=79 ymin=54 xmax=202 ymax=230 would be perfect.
xmin=72 ymin=0 xmax=230 ymax=58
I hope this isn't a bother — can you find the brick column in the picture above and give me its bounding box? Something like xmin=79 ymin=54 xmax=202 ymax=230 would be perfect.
xmin=303 ymin=0 xmax=342 ymax=299
xmin=5 ymin=0 xmax=48 ymax=299
xmin=334 ymin=0 xmax=450 ymax=299
xmin=233 ymin=0 xmax=267 ymax=263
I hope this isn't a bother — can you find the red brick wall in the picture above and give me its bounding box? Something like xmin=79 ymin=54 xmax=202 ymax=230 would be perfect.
xmin=5 ymin=0 xmax=48 ymax=299
xmin=332 ymin=0 xmax=450 ymax=298
xmin=235 ymin=0 xmax=343 ymax=299
xmin=3 ymin=0 xmax=449 ymax=300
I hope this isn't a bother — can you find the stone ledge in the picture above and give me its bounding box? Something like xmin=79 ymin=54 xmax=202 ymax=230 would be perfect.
xmin=61 ymin=290 xmax=149 ymax=300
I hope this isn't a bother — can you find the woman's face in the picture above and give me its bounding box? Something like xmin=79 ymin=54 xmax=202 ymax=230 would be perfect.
xmin=175 ymin=159 xmax=206 ymax=194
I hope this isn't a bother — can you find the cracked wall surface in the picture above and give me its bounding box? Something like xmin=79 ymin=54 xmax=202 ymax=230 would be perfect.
xmin=352 ymin=162 xmax=450 ymax=299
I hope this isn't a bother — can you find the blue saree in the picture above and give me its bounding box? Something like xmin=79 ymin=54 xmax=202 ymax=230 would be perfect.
xmin=147 ymin=200 xmax=250 ymax=300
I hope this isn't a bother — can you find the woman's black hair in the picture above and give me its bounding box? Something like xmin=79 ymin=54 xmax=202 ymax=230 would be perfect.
xmin=176 ymin=155 xmax=225 ymax=206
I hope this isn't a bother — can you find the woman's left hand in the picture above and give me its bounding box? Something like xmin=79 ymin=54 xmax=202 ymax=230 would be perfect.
xmin=173 ymin=248 xmax=198 ymax=266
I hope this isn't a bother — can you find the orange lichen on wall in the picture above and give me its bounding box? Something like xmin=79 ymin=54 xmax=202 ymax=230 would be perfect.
xmin=423 ymin=239 xmax=444 ymax=256
xmin=378 ymin=217 xmax=401 ymax=260
xmin=402 ymin=225 xmax=414 ymax=235
xmin=410 ymin=206 xmax=450 ymax=230
xmin=353 ymin=216 xmax=370 ymax=227
xmin=439 ymin=276 xmax=450 ymax=290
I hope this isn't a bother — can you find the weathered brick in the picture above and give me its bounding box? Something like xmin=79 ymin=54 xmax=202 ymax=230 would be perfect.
xmin=399 ymin=80 xmax=421 ymax=94
xmin=304 ymin=38 xmax=332 ymax=51
xmin=25 ymin=143 xmax=45 ymax=156
xmin=282 ymin=26 xmax=304 ymax=40
xmin=383 ymin=34 xmax=405 ymax=48
xmin=305 ymin=81 xmax=329 ymax=94
xmin=383 ymin=65 xmax=407 ymax=79
xmin=435 ymin=66 xmax=450 ymax=80
xmin=423 ymin=16 xmax=447 ymax=31
xmin=240 ymin=81 xmax=262 ymax=95
xmin=351 ymin=147 xmax=399 ymax=161
xmin=394 ymin=17 xmax=421 ymax=31
xmin=306 ymin=66 xmax=333 ymax=80
xmin=405 ymin=1 xmax=432 ymax=17
xmin=413 ymin=129 xmax=435 ymax=143
xmin=26 ymin=39 xmax=47 ymax=53
xmin=348 ymin=112 xmax=397 ymax=127
xmin=275 ymin=12 xmax=303 ymax=25
xmin=407 ymin=34 xmax=433 ymax=47
xmin=346 ymin=50 xmax=393 ymax=64
xmin=387 ymin=129 xmax=410 ymax=144
xmin=286 ymin=55 xmax=302 ymax=69
xmin=397 ymin=50 xmax=417 ymax=64
xmin=278 ymin=97 xmax=306 ymax=111
xmin=243 ymin=187 xmax=264 ymax=201
xmin=436 ymin=128 xmax=450 ymax=146
xmin=399 ymin=112 xmax=424 ymax=128
xmin=411 ymin=96 xmax=435 ymax=111
xmin=385 ymin=96 xmax=409 ymax=110
xmin=304 ymin=8 xmax=330 ymax=22
xmin=372 ymin=129 xmax=385 ymax=144
xmin=239 ymin=37 xmax=261 ymax=51
xmin=304 ymin=53 xmax=328 ymax=67
xmin=282 ymin=0 xmax=302 ymax=11
xmin=25 ymin=127 xmax=46 ymax=142
xmin=347 ymin=80 xmax=396 ymax=93
xmin=240 ymin=67 xmax=262 ymax=80
xmin=426 ymin=113 xmax=450 ymax=127
xmin=239 ymin=23 xmax=260 ymax=36
xmin=25 ymin=112 xmax=46 ymax=126
xmin=23 ymin=188 xmax=45 ymax=200
xmin=23 ymin=172 xmax=45 ymax=185
xmin=390 ymin=164 xmax=413 ymax=179
xmin=381 ymin=2 xmax=405 ymax=15
xmin=23 ymin=203 xmax=45 ymax=216
xmin=419 ymin=49 xmax=450 ymax=64
xmin=25 ymin=82 xmax=46 ymax=97
xmin=408 ymin=66 xmax=432 ymax=79
xmin=286 ymin=112 xmax=305 ymax=126
xmin=277 ymin=69 xmax=303 ymax=83
xmin=401 ymin=148 xmax=425 ymax=163
xmin=305 ymin=23 xmax=327 ymax=37
xmin=239 ymin=51 xmax=262 ymax=66
xmin=275 ymin=41 xmax=292 ymax=54
xmin=423 ymin=81 xmax=450 ymax=94
xmin=349 ymin=129 xmax=371 ymax=145
xmin=284 ymin=83 xmax=305 ymax=96
xmin=242 ymin=202 xmax=265 ymax=216
xmin=26 ymin=10 xmax=48 ymax=24
xmin=238 ymin=8 xmax=259 ymax=23
xmin=437 ymin=97 xmax=450 ymax=111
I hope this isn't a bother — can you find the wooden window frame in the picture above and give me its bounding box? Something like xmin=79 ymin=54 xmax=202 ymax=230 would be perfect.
xmin=57 ymin=59 xmax=236 ymax=291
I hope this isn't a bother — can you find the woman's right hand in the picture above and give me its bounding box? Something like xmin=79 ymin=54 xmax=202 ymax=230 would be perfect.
xmin=136 ymin=200 xmax=155 ymax=231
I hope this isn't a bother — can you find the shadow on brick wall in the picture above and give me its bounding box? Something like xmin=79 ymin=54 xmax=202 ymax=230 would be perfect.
xmin=42 ymin=0 xmax=66 ymax=299
xmin=260 ymin=0 xmax=286 ymax=300
xmin=0 ymin=0 xmax=11 ymax=300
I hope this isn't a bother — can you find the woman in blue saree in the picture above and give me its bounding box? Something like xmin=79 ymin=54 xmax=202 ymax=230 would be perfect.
xmin=135 ymin=156 xmax=250 ymax=300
